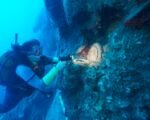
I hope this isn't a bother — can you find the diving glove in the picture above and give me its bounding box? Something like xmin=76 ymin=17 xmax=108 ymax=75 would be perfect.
xmin=59 ymin=55 xmax=72 ymax=61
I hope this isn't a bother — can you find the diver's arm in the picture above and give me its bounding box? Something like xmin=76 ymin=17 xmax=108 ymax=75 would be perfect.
xmin=40 ymin=55 xmax=72 ymax=65
xmin=42 ymin=61 xmax=65 ymax=85
xmin=16 ymin=62 xmax=65 ymax=91
xmin=40 ymin=56 xmax=59 ymax=65
xmin=16 ymin=65 xmax=48 ymax=92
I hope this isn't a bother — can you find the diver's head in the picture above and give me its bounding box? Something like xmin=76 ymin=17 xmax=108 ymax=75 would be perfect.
xmin=20 ymin=39 xmax=43 ymax=63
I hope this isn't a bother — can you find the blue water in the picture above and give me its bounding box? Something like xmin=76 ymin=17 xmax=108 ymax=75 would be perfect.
xmin=0 ymin=0 xmax=45 ymax=55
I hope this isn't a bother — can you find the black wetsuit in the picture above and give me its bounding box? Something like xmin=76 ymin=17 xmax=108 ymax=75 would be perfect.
xmin=0 ymin=51 xmax=51 ymax=113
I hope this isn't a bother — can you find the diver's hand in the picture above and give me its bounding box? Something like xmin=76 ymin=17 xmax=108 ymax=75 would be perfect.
xmin=40 ymin=56 xmax=59 ymax=64
xmin=59 ymin=55 xmax=72 ymax=61
xmin=53 ymin=57 xmax=59 ymax=62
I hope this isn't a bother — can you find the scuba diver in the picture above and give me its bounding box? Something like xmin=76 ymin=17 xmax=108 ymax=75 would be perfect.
xmin=0 ymin=39 xmax=72 ymax=113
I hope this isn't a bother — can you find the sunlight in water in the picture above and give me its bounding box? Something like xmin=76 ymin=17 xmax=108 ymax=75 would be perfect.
xmin=0 ymin=0 xmax=45 ymax=55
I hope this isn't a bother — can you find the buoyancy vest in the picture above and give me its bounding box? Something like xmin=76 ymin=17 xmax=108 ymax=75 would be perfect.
xmin=0 ymin=51 xmax=45 ymax=96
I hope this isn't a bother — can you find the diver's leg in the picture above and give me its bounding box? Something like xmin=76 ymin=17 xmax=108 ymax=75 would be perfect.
xmin=0 ymin=87 xmax=24 ymax=113
xmin=0 ymin=86 xmax=7 ymax=113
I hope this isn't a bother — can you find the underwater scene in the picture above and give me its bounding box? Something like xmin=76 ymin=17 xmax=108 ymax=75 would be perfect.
xmin=0 ymin=0 xmax=150 ymax=120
